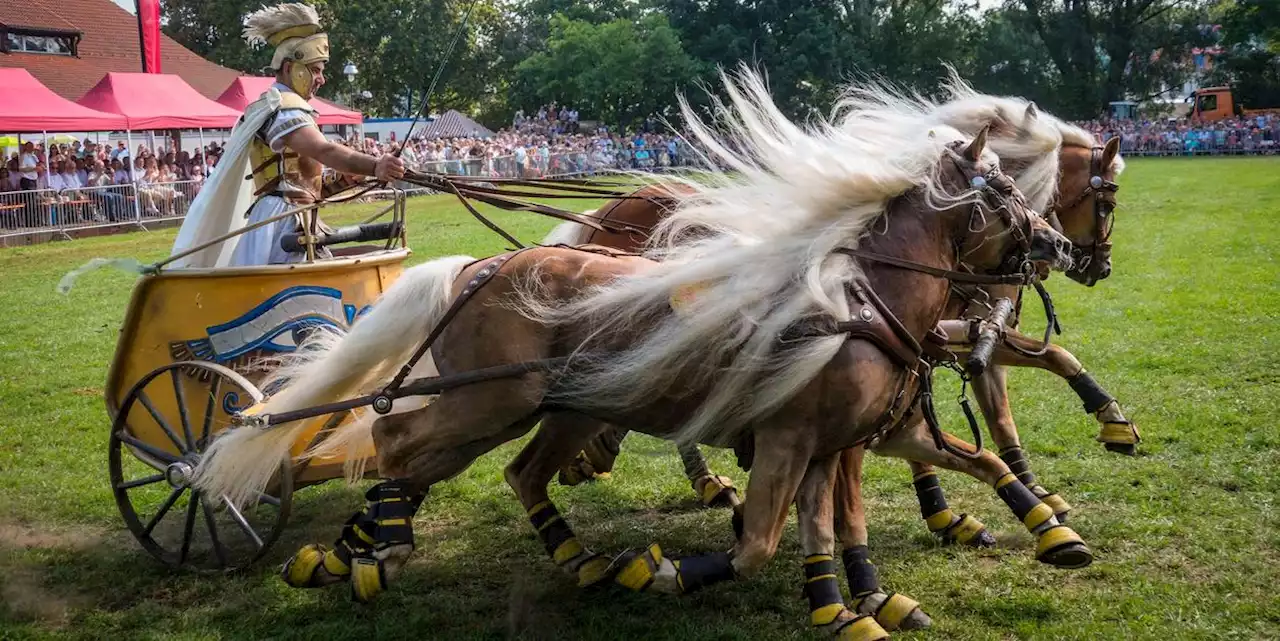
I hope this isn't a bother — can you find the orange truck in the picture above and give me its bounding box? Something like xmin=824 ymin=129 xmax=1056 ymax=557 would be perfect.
xmin=1188 ymin=86 xmax=1277 ymax=121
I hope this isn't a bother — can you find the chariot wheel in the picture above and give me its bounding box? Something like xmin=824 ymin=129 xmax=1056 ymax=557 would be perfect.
xmin=109 ymin=361 xmax=293 ymax=573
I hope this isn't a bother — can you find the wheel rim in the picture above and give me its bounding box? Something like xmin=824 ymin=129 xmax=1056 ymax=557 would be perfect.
xmin=109 ymin=361 xmax=293 ymax=573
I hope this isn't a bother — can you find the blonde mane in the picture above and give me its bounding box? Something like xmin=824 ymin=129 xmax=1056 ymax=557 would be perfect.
xmin=519 ymin=66 xmax=995 ymax=446
xmin=833 ymin=68 xmax=1123 ymax=216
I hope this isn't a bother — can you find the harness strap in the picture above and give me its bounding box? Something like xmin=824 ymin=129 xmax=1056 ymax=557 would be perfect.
xmin=385 ymin=249 xmax=537 ymax=392
xmin=835 ymin=248 xmax=1031 ymax=286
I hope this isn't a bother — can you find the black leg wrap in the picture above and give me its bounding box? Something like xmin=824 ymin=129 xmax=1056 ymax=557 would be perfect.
xmin=1068 ymin=371 xmax=1114 ymax=414
xmin=995 ymin=477 xmax=1041 ymax=521
xmin=912 ymin=473 xmax=948 ymax=521
xmin=346 ymin=480 xmax=423 ymax=550
xmin=999 ymin=447 xmax=1038 ymax=488
xmin=675 ymin=551 xmax=735 ymax=593
xmin=804 ymin=554 xmax=845 ymax=610
xmin=841 ymin=545 xmax=880 ymax=598
xmin=528 ymin=502 xmax=576 ymax=559
xmin=680 ymin=444 xmax=712 ymax=481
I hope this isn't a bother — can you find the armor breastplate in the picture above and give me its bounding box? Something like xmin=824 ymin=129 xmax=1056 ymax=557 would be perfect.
xmin=250 ymin=92 xmax=323 ymax=203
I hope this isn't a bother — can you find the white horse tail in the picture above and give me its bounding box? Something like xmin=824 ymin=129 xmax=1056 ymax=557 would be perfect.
xmin=541 ymin=211 xmax=595 ymax=246
xmin=192 ymin=254 xmax=476 ymax=507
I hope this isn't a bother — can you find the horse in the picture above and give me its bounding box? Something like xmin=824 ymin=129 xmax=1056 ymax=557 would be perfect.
xmin=549 ymin=79 xmax=1135 ymax=543
xmin=193 ymin=70 xmax=1073 ymax=640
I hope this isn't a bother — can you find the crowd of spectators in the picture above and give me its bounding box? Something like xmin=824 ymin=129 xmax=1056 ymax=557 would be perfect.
xmin=1078 ymin=112 xmax=1280 ymax=155
xmin=4 ymin=104 xmax=1278 ymax=232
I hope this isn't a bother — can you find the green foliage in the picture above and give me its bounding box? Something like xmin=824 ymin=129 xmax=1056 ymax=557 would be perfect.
xmin=1213 ymin=0 xmax=1280 ymax=109
xmin=511 ymin=13 xmax=700 ymax=127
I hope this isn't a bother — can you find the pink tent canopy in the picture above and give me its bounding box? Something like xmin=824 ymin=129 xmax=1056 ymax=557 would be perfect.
xmin=0 ymin=68 xmax=128 ymax=132
xmin=78 ymin=72 xmax=242 ymax=130
xmin=216 ymin=77 xmax=363 ymax=125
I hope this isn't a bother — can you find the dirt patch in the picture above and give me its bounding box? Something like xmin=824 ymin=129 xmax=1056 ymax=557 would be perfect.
xmin=0 ymin=566 xmax=93 ymax=626
xmin=72 ymin=387 xmax=103 ymax=397
xmin=0 ymin=522 xmax=105 ymax=552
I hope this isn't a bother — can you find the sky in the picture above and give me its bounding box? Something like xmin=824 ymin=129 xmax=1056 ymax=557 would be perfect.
xmin=113 ymin=0 xmax=134 ymax=14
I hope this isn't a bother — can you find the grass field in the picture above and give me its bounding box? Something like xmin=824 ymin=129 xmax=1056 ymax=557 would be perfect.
xmin=1 ymin=157 xmax=1278 ymax=640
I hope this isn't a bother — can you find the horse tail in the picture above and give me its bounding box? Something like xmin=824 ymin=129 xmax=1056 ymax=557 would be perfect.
xmin=541 ymin=211 xmax=595 ymax=246
xmin=192 ymin=254 xmax=476 ymax=507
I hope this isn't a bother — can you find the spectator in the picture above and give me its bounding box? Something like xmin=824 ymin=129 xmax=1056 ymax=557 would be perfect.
xmin=19 ymin=142 xmax=38 ymax=190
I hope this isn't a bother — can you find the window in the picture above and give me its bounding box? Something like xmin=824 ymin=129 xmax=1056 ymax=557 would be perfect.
xmin=1198 ymin=94 xmax=1218 ymax=113
xmin=0 ymin=27 xmax=79 ymax=57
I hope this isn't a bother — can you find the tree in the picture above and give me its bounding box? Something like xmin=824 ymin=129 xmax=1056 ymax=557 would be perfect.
xmin=1212 ymin=0 xmax=1280 ymax=109
xmin=511 ymin=13 xmax=701 ymax=127
xmin=1018 ymin=0 xmax=1215 ymax=118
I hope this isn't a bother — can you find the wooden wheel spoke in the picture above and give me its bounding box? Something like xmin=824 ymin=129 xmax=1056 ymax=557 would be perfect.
xmin=116 ymin=432 xmax=179 ymax=464
xmin=221 ymin=495 xmax=265 ymax=550
xmin=117 ymin=473 xmax=166 ymax=490
xmin=137 ymin=389 xmax=188 ymax=454
xmin=200 ymin=376 xmax=221 ymax=450
xmin=142 ymin=486 xmax=186 ymax=537
xmin=170 ymin=369 xmax=195 ymax=450
xmin=201 ymin=499 xmax=229 ymax=568
xmin=179 ymin=492 xmax=200 ymax=565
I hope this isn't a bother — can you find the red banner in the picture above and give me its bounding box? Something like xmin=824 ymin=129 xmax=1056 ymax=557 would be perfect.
xmin=136 ymin=0 xmax=162 ymax=73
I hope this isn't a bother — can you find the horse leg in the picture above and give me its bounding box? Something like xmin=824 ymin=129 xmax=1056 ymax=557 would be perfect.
xmin=558 ymin=422 xmax=627 ymax=486
xmin=872 ymin=418 xmax=1093 ymax=569
xmin=281 ymin=379 xmax=543 ymax=602
xmin=971 ymin=364 xmax=1072 ymax=522
xmin=902 ymin=459 xmax=996 ymax=548
xmin=996 ymin=329 xmax=1140 ymax=455
xmin=834 ymin=447 xmax=932 ymax=632
xmin=679 ymin=443 xmax=741 ymax=509
xmin=613 ymin=428 xmax=810 ymax=596
xmin=506 ymin=412 xmax=616 ymax=588
xmin=802 ymin=452 xmax=890 ymax=641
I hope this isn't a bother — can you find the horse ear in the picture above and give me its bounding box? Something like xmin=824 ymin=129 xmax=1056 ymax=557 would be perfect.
xmin=963 ymin=125 xmax=989 ymax=161
xmin=1101 ymin=135 xmax=1121 ymax=169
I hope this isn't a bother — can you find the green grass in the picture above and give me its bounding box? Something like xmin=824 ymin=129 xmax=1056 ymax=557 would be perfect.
xmin=1 ymin=158 xmax=1278 ymax=640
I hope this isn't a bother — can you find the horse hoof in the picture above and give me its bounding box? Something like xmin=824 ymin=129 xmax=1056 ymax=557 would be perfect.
xmin=350 ymin=557 xmax=387 ymax=603
xmin=557 ymin=452 xmax=609 ymax=486
xmin=1036 ymin=525 xmax=1093 ymax=569
xmin=694 ymin=474 xmax=739 ymax=509
xmin=282 ymin=543 xmax=349 ymax=588
xmin=1105 ymin=442 xmax=1137 ymax=456
xmin=855 ymin=591 xmax=932 ymax=631
xmin=939 ymin=513 xmax=995 ymax=548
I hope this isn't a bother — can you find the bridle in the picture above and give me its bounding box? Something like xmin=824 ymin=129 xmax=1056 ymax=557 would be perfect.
xmin=835 ymin=142 xmax=1046 ymax=460
xmin=1052 ymin=145 xmax=1119 ymax=284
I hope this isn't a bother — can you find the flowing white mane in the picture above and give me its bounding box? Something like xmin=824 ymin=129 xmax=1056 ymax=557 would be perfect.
xmin=520 ymin=67 xmax=995 ymax=446
xmin=834 ymin=69 xmax=1122 ymax=216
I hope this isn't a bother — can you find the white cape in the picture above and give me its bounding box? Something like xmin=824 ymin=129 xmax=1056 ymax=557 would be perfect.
xmin=168 ymin=89 xmax=284 ymax=269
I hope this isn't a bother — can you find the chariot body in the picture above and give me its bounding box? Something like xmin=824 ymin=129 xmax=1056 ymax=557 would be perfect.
xmin=106 ymin=194 xmax=411 ymax=570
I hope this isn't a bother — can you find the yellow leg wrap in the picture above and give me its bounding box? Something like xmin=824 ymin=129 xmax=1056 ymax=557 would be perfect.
xmin=1040 ymin=492 xmax=1072 ymax=517
xmin=1097 ymin=421 xmax=1140 ymax=445
xmin=1036 ymin=525 xmax=1093 ymax=568
xmin=875 ymin=593 xmax=921 ymax=632
xmin=282 ymin=544 xmax=325 ymax=588
xmin=1022 ymin=502 xmax=1056 ymax=531
xmin=616 ymin=544 xmax=663 ymax=592
xmin=811 ymin=603 xmax=846 ymax=626
xmin=552 ymin=537 xmax=585 ymax=566
xmin=925 ymin=509 xmax=956 ymax=533
xmin=993 ymin=473 xmax=1017 ymax=489
xmin=696 ymin=475 xmax=736 ymax=507
xmin=949 ymin=514 xmax=988 ymax=545
xmin=836 ymin=614 xmax=891 ymax=641
xmin=350 ymin=557 xmax=386 ymax=603
xmin=576 ymin=554 xmax=613 ymax=588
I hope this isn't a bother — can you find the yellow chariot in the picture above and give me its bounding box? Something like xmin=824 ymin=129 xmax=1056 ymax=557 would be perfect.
xmin=105 ymin=193 xmax=411 ymax=571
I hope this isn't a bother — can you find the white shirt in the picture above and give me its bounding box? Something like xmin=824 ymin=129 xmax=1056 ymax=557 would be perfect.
xmin=19 ymin=153 xmax=38 ymax=180
xmin=48 ymin=173 xmax=66 ymax=191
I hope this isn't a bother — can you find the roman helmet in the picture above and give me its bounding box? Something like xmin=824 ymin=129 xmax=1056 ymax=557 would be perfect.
xmin=243 ymin=3 xmax=330 ymax=99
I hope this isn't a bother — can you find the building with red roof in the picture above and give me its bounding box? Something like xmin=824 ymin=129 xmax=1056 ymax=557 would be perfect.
xmin=0 ymin=0 xmax=240 ymax=100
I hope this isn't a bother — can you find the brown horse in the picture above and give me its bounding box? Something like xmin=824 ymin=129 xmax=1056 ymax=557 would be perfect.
xmin=553 ymin=110 xmax=1135 ymax=526
xmin=195 ymin=88 xmax=1073 ymax=639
